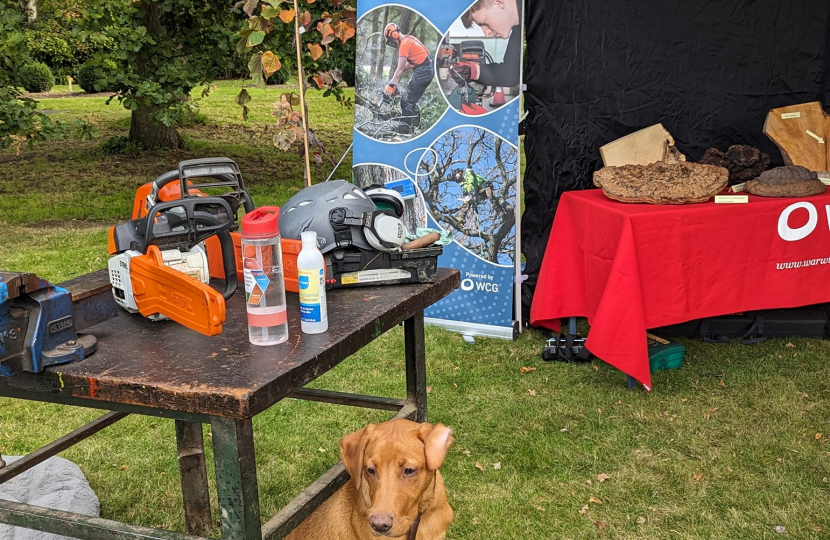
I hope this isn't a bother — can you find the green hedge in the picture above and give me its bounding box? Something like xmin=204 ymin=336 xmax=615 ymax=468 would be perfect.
xmin=19 ymin=62 xmax=55 ymax=92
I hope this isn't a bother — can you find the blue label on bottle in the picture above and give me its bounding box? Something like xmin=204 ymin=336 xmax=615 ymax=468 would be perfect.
xmin=300 ymin=304 xmax=321 ymax=321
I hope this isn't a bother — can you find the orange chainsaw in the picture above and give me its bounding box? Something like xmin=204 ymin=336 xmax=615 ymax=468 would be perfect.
xmin=129 ymin=158 xmax=326 ymax=294
xmin=107 ymin=159 xmax=247 ymax=336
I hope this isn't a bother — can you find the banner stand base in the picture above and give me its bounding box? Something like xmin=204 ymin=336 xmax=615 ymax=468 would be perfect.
xmin=425 ymin=318 xmax=518 ymax=341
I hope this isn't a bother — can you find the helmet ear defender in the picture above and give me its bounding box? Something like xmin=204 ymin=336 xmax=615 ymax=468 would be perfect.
xmin=384 ymin=23 xmax=401 ymax=46
xmin=279 ymin=180 xmax=407 ymax=253
xmin=329 ymin=208 xmax=406 ymax=252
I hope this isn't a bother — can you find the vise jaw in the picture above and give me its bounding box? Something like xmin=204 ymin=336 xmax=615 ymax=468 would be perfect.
xmin=0 ymin=272 xmax=97 ymax=376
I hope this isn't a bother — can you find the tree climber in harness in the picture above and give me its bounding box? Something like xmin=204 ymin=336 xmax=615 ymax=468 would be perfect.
xmin=453 ymin=167 xmax=505 ymax=228
xmin=384 ymin=23 xmax=434 ymax=135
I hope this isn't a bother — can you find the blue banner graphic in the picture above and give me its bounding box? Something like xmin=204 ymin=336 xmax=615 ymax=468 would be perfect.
xmin=353 ymin=0 xmax=523 ymax=338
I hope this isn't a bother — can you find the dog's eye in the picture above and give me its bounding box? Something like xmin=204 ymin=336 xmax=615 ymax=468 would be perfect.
xmin=366 ymin=467 xmax=376 ymax=476
xmin=403 ymin=467 xmax=417 ymax=477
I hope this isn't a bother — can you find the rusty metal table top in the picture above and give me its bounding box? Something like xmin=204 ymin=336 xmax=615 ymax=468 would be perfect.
xmin=0 ymin=269 xmax=459 ymax=419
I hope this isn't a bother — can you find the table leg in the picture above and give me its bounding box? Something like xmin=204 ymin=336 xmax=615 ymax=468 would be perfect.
xmin=175 ymin=420 xmax=212 ymax=537
xmin=210 ymin=417 xmax=261 ymax=540
xmin=404 ymin=310 xmax=428 ymax=422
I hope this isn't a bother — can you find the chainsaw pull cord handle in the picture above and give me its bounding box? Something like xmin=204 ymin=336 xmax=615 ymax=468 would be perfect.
xmin=194 ymin=211 xmax=237 ymax=301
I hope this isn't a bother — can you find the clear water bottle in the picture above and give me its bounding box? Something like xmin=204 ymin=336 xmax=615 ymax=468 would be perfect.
xmin=241 ymin=207 xmax=288 ymax=346
xmin=298 ymin=231 xmax=328 ymax=334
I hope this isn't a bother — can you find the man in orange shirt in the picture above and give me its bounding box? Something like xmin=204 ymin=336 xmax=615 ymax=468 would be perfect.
xmin=384 ymin=23 xmax=434 ymax=135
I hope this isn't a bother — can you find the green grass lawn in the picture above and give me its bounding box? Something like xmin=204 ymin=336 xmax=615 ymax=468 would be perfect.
xmin=1 ymin=83 xmax=829 ymax=540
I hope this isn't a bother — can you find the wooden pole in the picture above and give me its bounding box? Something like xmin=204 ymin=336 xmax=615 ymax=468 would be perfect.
xmin=293 ymin=0 xmax=313 ymax=188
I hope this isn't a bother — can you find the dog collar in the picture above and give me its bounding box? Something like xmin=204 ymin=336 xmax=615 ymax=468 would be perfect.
xmin=407 ymin=512 xmax=422 ymax=540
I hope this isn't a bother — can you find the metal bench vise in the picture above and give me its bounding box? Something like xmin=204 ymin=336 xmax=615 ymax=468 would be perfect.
xmin=0 ymin=272 xmax=109 ymax=376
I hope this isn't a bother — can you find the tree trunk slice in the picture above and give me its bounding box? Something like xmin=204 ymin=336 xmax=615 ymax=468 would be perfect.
xmin=763 ymin=102 xmax=829 ymax=172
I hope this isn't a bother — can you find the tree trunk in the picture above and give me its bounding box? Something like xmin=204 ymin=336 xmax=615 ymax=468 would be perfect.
xmin=374 ymin=7 xmax=389 ymax=80
xmin=19 ymin=0 xmax=36 ymax=22
xmin=129 ymin=105 xmax=183 ymax=150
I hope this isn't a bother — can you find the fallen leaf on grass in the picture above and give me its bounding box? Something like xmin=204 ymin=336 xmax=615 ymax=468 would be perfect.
xmin=718 ymin=380 xmax=726 ymax=387
xmin=774 ymin=525 xmax=787 ymax=534
xmin=615 ymin=400 xmax=623 ymax=405
xmin=815 ymin=527 xmax=823 ymax=533
xmin=822 ymin=477 xmax=827 ymax=483
xmin=816 ymin=433 xmax=823 ymax=440
xmin=475 ymin=462 xmax=485 ymax=472
xmin=463 ymin=449 xmax=471 ymax=457
xmin=594 ymin=521 xmax=607 ymax=530
xmin=426 ymin=386 xmax=433 ymax=394
xmin=693 ymin=474 xmax=703 ymax=481
xmin=597 ymin=407 xmax=603 ymax=415
xmin=597 ymin=473 xmax=610 ymax=483
xmin=727 ymin=467 xmax=734 ymax=473
xmin=318 ymin=447 xmax=326 ymax=453
xmin=586 ymin=479 xmax=592 ymax=485
xmin=636 ymin=516 xmax=646 ymax=524
xmin=493 ymin=462 xmax=501 ymax=470
xmin=589 ymin=496 xmax=603 ymax=505
xmin=682 ymin=398 xmax=688 ymax=402
xmin=593 ymin=364 xmax=599 ymax=372
xmin=529 ymin=389 xmax=537 ymax=396
xmin=520 ymin=366 xmax=537 ymax=374
xmin=786 ymin=342 xmax=795 ymax=348
xmin=560 ymin=427 xmax=569 ymax=433
xmin=777 ymin=457 xmax=783 ymax=463
xmin=579 ymin=505 xmax=589 ymax=515
xmin=119 ymin=465 xmax=127 ymax=471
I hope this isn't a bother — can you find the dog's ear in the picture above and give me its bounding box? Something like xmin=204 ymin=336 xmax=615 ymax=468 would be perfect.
xmin=422 ymin=423 xmax=454 ymax=471
xmin=340 ymin=424 xmax=374 ymax=490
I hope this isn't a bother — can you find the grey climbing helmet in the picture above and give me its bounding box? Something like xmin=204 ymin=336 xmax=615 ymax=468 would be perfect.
xmin=280 ymin=180 xmax=406 ymax=254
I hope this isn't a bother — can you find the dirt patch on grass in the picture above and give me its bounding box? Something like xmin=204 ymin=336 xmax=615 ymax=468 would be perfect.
xmin=23 ymin=91 xmax=116 ymax=99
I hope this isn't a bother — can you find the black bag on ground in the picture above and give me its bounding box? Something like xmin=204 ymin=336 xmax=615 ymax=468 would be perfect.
xmin=652 ymin=309 xmax=829 ymax=342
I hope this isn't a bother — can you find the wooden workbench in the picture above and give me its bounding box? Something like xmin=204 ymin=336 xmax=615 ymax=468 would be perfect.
xmin=0 ymin=268 xmax=459 ymax=540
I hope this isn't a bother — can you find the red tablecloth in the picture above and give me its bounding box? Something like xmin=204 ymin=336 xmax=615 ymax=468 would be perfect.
xmin=531 ymin=189 xmax=830 ymax=390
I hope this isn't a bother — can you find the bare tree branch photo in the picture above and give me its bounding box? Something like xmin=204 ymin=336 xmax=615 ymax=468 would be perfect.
xmin=417 ymin=127 xmax=517 ymax=264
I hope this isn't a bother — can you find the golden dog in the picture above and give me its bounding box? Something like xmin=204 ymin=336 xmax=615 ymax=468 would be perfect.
xmin=286 ymin=419 xmax=454 ymax=540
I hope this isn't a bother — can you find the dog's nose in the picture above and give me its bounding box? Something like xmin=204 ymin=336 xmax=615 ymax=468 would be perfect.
xmin=369 ymin=513 xmax=393 ymax=533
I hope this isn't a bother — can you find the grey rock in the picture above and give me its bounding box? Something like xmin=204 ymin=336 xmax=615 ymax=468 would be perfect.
xmin=0 ymin=456 xmax=99 ymax=540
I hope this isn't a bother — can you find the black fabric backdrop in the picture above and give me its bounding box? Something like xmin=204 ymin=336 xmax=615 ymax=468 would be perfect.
xmin=522 ymin=0 xmax=830 ymax=319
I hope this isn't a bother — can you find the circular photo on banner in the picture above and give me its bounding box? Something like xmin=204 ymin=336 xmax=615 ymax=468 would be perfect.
xmin=354 ymin=6 xmax=447 ymax=142
xmin=353 ymin=164 xmax=427 ymax=234
xmin=417 ymin=126 xmax=518 ymax=265
xmin=435 ymin=0 xmax=523 ymax=116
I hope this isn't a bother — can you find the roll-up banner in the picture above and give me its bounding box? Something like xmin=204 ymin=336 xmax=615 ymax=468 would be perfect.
xmin=352 ymin=0 xmax=524 ymax=339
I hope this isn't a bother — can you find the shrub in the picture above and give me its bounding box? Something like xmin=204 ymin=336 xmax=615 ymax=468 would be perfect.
xmin=77 ymin=60 xmax=118 ymax=93
xmin=100 ymin=135 xmax=143 ymax=156
xmin=19 ymin=63 xmax=55 ymax=93
xmin=267 ymin=66 xmax=291 ymax=85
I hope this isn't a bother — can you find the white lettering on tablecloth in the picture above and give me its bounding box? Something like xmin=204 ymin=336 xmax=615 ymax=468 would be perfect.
xmin=777 ymin=201 xmax=820 ymax=242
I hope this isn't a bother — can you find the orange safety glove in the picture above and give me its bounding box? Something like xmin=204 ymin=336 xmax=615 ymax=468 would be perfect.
xmin=450 ymin=61 xmax=480 ymax=83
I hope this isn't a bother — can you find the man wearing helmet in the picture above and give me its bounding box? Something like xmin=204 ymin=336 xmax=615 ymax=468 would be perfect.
xmin=452 ymin=167 xmax=505 ymax=226
xmin=383 ymin=22 xmax=434 ymax=135
xmin=451 ymin=0 xmax=522 ymax=89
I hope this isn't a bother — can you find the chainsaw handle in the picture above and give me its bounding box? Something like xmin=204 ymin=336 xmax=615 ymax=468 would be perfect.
xmin=151 ymin=159 xmax=256 ymax=214
xmin=194 ymin=211 xmax=237 ymax=301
